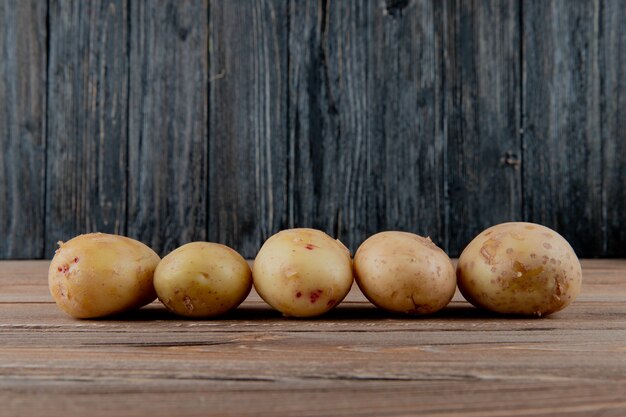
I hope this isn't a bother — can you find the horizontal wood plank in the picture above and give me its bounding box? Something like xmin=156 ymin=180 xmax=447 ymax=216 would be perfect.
xmin=0 ymin=260 xmax=625 ymax=416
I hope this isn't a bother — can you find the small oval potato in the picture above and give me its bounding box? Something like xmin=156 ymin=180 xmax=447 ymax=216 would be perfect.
xmin=354 ymin=231 xmax=456 ymax=315
xmin=48 ymin=233 xmax=160 ymax=318
xmin=457 ymin=222 xmax=582 ymax=316
xmin=154 ymin=242 xmax=252 ymax=318
xmin=253 ymin=228 xmax=353 ymax=317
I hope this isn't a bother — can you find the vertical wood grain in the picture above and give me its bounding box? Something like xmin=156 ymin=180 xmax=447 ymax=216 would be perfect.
xmin=445 ymin=0 xmax=522 ymax=255
xmin=45 ymin=0 xmax=128 ymax=256
xmin=0 ymin=0 xmax=46 ymax=259
xmin=523 ymin=0 xmax=603 ymax=256
xmin=128 ymin=0 xmax=208 ymax=255
xmin=602 ymin=0 xmax=626 ymax=256
xmin=209 ymin=0 xmax=288 ymax=257
xmin=0 ymin=0 xmax=47 ymax=259
xmin=367 ymin=0 xmax=445 ymax=248
xmin=290 ymin=0 xmax=444 ymax=252
xmin=287 ymin=0 xmax=369 ymax=251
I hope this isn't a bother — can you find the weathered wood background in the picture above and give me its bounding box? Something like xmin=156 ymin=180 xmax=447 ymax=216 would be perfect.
xmin=0 ymin=0 xmax=624 ymax=259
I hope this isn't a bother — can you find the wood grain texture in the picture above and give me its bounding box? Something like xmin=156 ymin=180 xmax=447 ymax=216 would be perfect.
xmin=2 ymin=0 xmax=626 ymax=259
xmin=209 ymin=0 xmax=288 ymax=258
xmin=0 ymin=260 xmax=625 ymax=417
xmin=128 ymin=0 xmax=208 ymax=255
xmin=446 ymin=0 xmax=522 ymax=255
xmin=522 ymin=0 xmax=603 ymax=256
xmin=287 ymin=0 xmax=369 ymax=252
xmin=0 ymin=1 xmax=46 ymax=258
xmin=45 ymin=0 xmax=128 ymax=256
xmin=367 ymin=0 xmax=445 ymax=248
xmin=602 ymin=0 xmax=626 ymax=257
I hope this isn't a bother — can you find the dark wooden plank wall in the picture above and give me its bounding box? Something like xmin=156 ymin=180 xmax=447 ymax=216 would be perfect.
xmin=0 ymin=0 xmax=624 ymax=259
xmin=128 ymin=0 xmax=208 ymax=254
xmin=0 ymin=0 xmax=46 ymax=258
xmin=45 ymin=0 xmax=128 ymax=255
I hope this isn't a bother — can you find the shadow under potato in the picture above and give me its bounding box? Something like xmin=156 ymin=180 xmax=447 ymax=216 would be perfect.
xmin=94 ymin=302 xmax=553 ymax=322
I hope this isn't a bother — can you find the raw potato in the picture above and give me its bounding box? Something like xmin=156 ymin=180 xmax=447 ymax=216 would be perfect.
xmin=354 ymin=231 xmax=456 ymax=315
xmin=457 ymin=222 xmax=582 ymax=316
xmin=253 ymin=228 xmax=353 ymax=317
xmin=48 ymin=233 xmax=160 ymax=318
xmin=154 ymin=242 xmax=252 ymax=318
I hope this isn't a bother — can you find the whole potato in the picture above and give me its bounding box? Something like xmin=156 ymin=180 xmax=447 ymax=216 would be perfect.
xmin=457 ymin=222 xmax=582 ymax=316
xmin=154 ymin=242 xmax=252 ymax=318
xmin=354 ymin=231 xmax=456 ymax=315
xmin=253 ymin=228 xmax=353 ymax=317
xmin=48 ymin=233 xmax=160 ymax=318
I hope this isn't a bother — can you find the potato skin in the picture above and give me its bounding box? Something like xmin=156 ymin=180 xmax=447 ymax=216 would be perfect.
xmin=457 ymin=222 xmax=582 ymax=316
xmin=48 ymin=233 xmax=160 ymax=318
xmin=154 ymin=242 xmax=252 ymax=318
xmin=354 ymin=231 xmax=456 ymax=315
xmin=252 ymin=228 xmax=353 ymax=317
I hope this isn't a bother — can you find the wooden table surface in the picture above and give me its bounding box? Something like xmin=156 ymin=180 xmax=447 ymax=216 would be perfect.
xmin=1 ymin=260 xmax=625 ymax=417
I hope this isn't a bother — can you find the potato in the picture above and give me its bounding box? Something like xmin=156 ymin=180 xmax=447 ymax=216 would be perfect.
xmin=253 ymin=228 xmax=353 ymax=317
xmin=154 ymin=242 xmax=252 ymax=318
xmin=48 ymin=233 xmax=160 ymax=318
xmin=353 ymin=231 xmax=456 ymax=315
xmin=457 ymin=222 xmax=582 ymax=316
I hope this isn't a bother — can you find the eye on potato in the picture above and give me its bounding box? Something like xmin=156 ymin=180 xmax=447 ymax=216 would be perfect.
xmin=457 ymin=222 xmax=582 ymax=316
xmin=154 ymin=242 xmax=252 ymax=318
xmin=354 ymin=231 xmax=456 ymax=315
xmin=252 ymin=228 xmax=353 ymax=317
xmin=48 ymin=233 xmax=160 ymax=319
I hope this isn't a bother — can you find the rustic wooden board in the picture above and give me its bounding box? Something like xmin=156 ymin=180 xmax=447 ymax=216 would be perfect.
xmin=602 ymin=0 xmax=626 ymax=257
xmin=128 ymin=0 xmax=208 ymax=255
xmin=2 ymin=0 xmax=626 ymax=260
xmin=45 ymin=0 xmax=129 ymax=257
xmin=522 ymin=0 xmax=604 ymax=256
xmin=287 ymin=0 xmax=371 ymax=252
xmin=209 ymin=0 xmax=289 ymax=258
xmin=1 ymin=260 xmax=625 ymax=417
xmin=366 ymin=0 xmax=445 ymax=247
xmin=0 ymin=1 xmax=46 ymax=258
xmin=446 ymin=0 xmax=522 ymax=255
xmin=289 ymin=0 xmax=445 ymax=252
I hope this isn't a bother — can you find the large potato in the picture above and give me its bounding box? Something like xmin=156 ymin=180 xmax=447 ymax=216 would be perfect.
xmin=154 ymin=242 xmax=252 ymax=318
xmin=457 ymin=222 xmax=582 ymax=316
xmin=354 ymin=231 xmax=456 ymax=315
xmin=253 ymin=228 xmax=353 ymax=317
xmin=48 ymin=233 xmax=160 ymax=318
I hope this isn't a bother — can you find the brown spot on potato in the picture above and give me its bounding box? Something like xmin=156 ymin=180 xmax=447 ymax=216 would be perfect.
xmin=524 ymin=225 xmax=535 ymax=230
xmin=183 ymin=296 xmax=194 ymax=312
xmin=480 ymin=238 xmax=501 ymax=264
xmin=506 ymin=248 xmax=514 ymax=254
xmin=543 ymin=242 xmax=552 ymax=249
